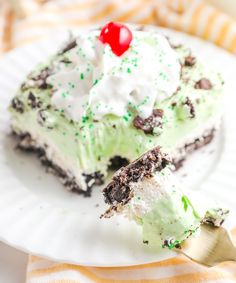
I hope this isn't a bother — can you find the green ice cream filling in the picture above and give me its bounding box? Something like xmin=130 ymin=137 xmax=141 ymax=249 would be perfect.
xmin=141 ymin=194 xmax=201 ymax=248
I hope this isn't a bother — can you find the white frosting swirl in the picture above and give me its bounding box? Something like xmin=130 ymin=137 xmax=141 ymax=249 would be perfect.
xmin=48 ymin=30 xmax=181 ymax=121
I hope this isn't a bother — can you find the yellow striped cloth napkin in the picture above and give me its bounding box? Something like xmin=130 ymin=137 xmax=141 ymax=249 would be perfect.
xmin=1 ymin=0 xmax=236 ymax=53
xmin=26 ymin=228 xmax=236 ymax=283
xmin=1 ymin=0 xmax=236 ymax=282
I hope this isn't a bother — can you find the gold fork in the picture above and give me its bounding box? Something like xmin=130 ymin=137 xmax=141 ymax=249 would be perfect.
xmin=178 ymin=225 xmax=236 ymax=266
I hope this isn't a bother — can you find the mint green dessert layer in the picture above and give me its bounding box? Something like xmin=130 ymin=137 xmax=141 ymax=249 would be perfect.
xmin=9 ymin=45 xmax=224 ymax=179
xmin=141 ymin=188 xmax=200 ymax=248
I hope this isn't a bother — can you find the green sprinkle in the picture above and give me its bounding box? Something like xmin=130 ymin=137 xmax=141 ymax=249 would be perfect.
xmin=93 ymin=79 xmax=98 ymax=86
xmin=82 ymin=116 xmax=89 ymax=123
xmin=123 ymin=116 xmax=129 ymax=122
xmin=127 ymin=68 xmax=131 ymax=73
xmin=80 ymin=73 xmax=84 ymax=80
xmin=182 ymin=196 xmax=189 ymax=212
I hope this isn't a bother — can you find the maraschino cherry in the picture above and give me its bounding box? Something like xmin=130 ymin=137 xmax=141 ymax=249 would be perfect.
xmin=99 ymin=22 xmax=133 ymax=56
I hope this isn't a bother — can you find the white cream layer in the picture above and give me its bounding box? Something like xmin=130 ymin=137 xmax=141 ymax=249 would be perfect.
xmin=47 ymin=30 xmax=181 ymax=121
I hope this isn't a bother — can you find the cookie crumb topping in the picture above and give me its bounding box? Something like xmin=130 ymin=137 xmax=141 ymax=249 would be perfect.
xmin=195 ymin=78 xmax=212 ymax=90
xmin=133 ymin=109 xmax=164 ymax=135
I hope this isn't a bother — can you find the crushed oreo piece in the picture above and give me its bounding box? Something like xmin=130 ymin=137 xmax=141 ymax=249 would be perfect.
xmin=37 ymin=109 xmax=47 ymax=126
xmin=60 ymin=58 xmax=72 ymax=64
xmin=175 ymin=243 xmax=181 ymax=249
xmin=202 ymin=208 xmax=229 ymax=227
xmin=82 ymin=172 xmax=104 ymax=189
xmin=109 ymin=156 xmax=129 ymax=171
xmin=15 ymin=132 xmax=38 ymax=151
xmin=184 ymin=97 xmax=195 ymax=118
xmin=103 ymin=147 xmax=170 ymax=206
xmin=163 ymin=237 xmax=175 ymax=248
xmin=133 ymin=109 xmax=164 ymax=135
xmin=22 ymin=67 xmax=53 ymax=91
xmin=184 ymin=55 xmax=196 ymax=67
xmin=60 ymin=39 xmax=77 ymax=54
xmin=11 ymin=97 xmax=24 ymax=113
xmin=195 ymin=78 xmax=212 ymax=90
xmin=28 ymin=92 xmax=41 ymax=108
xmin=37 ymin=109 xmax=54 ymax=129
xmin=33 ymin=67 xmax=52 ymax=89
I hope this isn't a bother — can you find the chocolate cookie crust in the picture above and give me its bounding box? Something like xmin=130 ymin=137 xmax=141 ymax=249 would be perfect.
xmin=103 ymin=147 xmax=171 ymax=206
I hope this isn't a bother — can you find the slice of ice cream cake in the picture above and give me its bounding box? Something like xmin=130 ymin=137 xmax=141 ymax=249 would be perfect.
xmin=9 ymin=23 xmax=224 ymax=195
xmin=102 ymin=147 xmax=229 ymax=248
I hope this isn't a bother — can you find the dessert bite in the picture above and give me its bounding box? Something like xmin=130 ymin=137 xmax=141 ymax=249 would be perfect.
xmin=102 ymin=147 xmax=229 ymax=248
xmin=9 ymin=22 xmax=224 ymax=195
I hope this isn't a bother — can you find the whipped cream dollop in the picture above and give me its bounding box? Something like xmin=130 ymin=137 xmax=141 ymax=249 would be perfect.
xmin=48 ymin=30 xmax=181 ymax=121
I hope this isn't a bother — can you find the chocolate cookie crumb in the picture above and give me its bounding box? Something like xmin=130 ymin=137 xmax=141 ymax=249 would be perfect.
xmin=11 ymin=97 xmax=24 ymax=113
xmin=28 ymin=92 xmax=41 ymax=108
xmin=61 ymin=39 xmax=77 ymax=54
xmin=195 ymin=78 xmax=212 ymax=90
xmin=133 ymin=109 xmax=164 ymax=135
xmin=35 ymin=67 xmax=52 ymax=89
xmin=22 ymin=67 xmax=53 ymax=90
xmin=82 ymin=172 xmax=104 ymax=189
xmin=184 ymin=97 xmax=195 ymax=118
xmin=163 ymin=237 xmax=175 ymax=248
xmin=37 ymin=109 xmax=47 ymax=126
xmin=184 ymin=55 xmax=196 ymax=67
xmin=175 ymin=243 xmax=181 ymax=249
xmin=109 ymin=156 xmax=129 ymax=170
xmin=37 ymin=109 xmax=54 ymax=129
xmin=60 ymin=58 xmax=72 ymax=64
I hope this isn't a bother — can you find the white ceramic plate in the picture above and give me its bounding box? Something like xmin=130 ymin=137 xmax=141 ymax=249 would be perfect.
xmin=0 ymin=27 xmax=236 ymax=267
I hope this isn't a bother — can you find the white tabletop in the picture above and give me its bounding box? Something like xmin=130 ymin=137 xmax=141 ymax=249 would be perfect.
xmin=0 ymin=242 xmax=28 ymax=283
